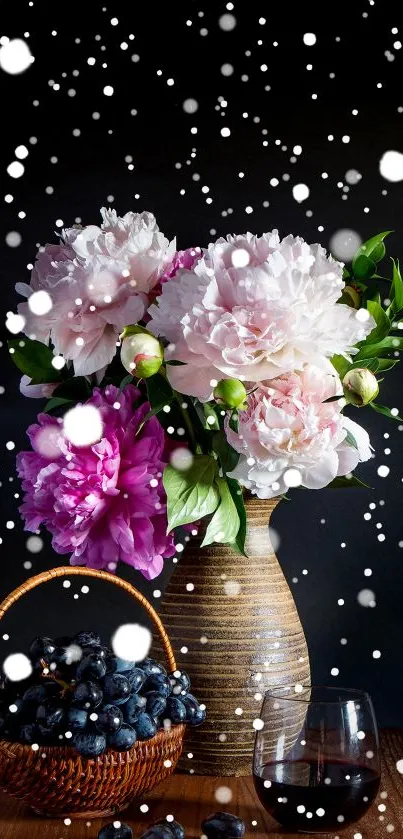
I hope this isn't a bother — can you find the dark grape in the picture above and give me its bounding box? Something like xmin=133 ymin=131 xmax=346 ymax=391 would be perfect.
xmin=182 ymin=694 xmax=206 ymax=726
xmin=76 ymin=653 xmax=107 ymax=681
xmin=36 ymin=701 xmax=65 ymax=729
xmin=95 ymin=704 xmax=123 ymax=734
xmin=29 ymin=637 xmax=55 ymax=662
xmin=123 ymin=694 xmax=145 ymax=725
xmin=169 ymin=670 xmax=191 ymax=694
xmin=201 ymin=813 xmax=245 ymax=839
xmin=165 ymin=820 xmax=185 ymax=839
xmin=87 ymin=644 xmax=109 ymax=660
xmin=107 ymin=723 xmax=137 ymax=751
xmin=23 ymin=683 xmax=59 ymax=704
xmin=74 ymin=731 xmax=107 ymax=757
xmin=135 ymin=711 xmax=157 ymax=740
xmin=141 ymin=826 xmax=175 ymax=839
xmin=142 ymin=673 xmax=171 ymax=698
xmin=19 ymin=723 xmax=38 ymax=744
xmin=165 ymin=697 xmax=186 ymax=724
xmin=98 ymin=822 xmax=133 ymax=839
xmin=37 ymin=723 xmax=59 ymax=743
xmin=74 ymin=631 xmax=101 ymax=648
xmin=73 ymin=680 xmax=103 ymax=710
xmin=104 ymin=654 xmax=118 ymax=674
xmin=66 ymin=707 xmax=88 ymax=731
xmin=114 ymin=657 xmax=137 ymax=673
xmin=123 ymin=667 xmax=146 ymax=693
xmin=141 ymin=657 xmax=167 ymax=677
xmin=103 ymin=673 xmax=131 ymax=705
xmin=145 ymin=691 xmax=167 ymax=718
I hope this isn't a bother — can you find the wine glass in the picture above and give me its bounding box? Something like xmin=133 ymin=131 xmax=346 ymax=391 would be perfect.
xmin=253 ymin=685 xmax=380 ymax=833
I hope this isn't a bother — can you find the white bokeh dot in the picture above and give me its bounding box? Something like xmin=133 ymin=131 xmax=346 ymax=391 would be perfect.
xmin=111 ymin=623 xmax=152 ymax=663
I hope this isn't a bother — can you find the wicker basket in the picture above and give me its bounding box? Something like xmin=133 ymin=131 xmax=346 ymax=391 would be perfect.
xmin=0 ymin=567 xmax=185 ymax=819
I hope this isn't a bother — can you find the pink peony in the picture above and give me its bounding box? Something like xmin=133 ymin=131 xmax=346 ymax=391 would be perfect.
xmin=16 ymin=384 xmax=175 ymax=579
xmin=161 ymin=247 xmax=202 ymax=282
xmin=226 ymin=366 xmax=372 ymax=498
xmin=148 ymin=231 xmax=375 ymax=401
xmin=17 ymin=209 xmax=175 ymax=377
xmin=146 ymin=246 xmax=201 ymax=313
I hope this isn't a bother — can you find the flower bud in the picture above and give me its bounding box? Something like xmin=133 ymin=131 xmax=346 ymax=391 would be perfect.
xmin=338 ymin=285 xmax=361 ymax=308
xmin=213 ymin=378 xmax=248 ymax=410
xmin=342 ymin=368 xmax=379 ymax=407
xmin=120 ymin=332 xmax=163 ymax=378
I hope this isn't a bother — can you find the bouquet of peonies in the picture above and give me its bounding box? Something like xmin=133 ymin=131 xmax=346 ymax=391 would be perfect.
xmin=9 ymin=210 xmax=403 ymax=578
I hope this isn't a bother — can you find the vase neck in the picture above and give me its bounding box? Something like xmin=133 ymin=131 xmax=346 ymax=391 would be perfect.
xmin=243 ymin=494 xmax=280 ymax=526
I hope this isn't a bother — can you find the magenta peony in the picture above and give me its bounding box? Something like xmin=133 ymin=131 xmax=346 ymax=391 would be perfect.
xmin=16 ymin=209 xmax=175 ymax=377
xmin=148 ymin=231 xmax=375 ymax=401
xmin=226 ymin=366 xmax=373 ymax=498
xmin=16 ymin=384 xmax=175 ymax=579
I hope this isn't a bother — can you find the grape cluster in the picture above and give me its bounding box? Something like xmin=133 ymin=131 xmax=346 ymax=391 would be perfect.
xmin=99 ymin=812 xmax=245 ymax=839
xmin=0 ymin=631 xmax=205 ymax=757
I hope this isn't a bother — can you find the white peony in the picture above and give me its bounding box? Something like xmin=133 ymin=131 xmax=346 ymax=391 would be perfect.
xmin=148 ymin=231 xmax=374 ymax=401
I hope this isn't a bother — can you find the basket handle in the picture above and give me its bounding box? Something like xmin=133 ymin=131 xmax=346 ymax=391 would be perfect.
xmin=0 ymin=566 xmax=177 ymax=673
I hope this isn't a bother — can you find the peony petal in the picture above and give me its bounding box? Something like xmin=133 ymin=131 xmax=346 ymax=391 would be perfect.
xmin=301 ymin=450 xmax=339 ymax=489
xmin=342 ymin=416 xmax=373 ymax=462
xmin=166 ymin=361 xmax=218 ymax=401
xmin=20 ymin=376 xmax=58 ymax=399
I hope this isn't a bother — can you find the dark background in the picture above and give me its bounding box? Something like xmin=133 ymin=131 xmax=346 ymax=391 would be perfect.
xmin=1 ymin=0 xmax=403 ymax=725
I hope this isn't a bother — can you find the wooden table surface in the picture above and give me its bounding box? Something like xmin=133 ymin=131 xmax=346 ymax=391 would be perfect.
xmin=0 ymin=729 xmax=402 ymax=838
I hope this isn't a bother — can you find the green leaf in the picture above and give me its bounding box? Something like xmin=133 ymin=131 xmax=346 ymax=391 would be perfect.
xmin=50 ymin=377 xmax=92 ymax=401
xmin=212 ymin=430 xmax=240 ymax=474
xmin=203 ymin=402 xmax=220 ymax=430
xmin=327 ymin=475 xmax=371 ymax=489
xmin=146 ymin=373 xmax=174 ymax=414
xmin=362 ymin=300 xmax=391 ymax=344
xmin=119 ymin=374 xmax=133 ymax=393
xmin=342 ymin=266 xmax=350 ymax=280
xmin=228 ymin=411 xmax=239 ymax=433
xmin=352 ymin=231 xmax=392 ymax=269
xmin=201 ymin=477 xmax=240 ymax=547
xmin=352 ymin=253 xmax=376 ymax=280
xmin=376 ymin=358 xmax=399 ymax=372
xmin=369 ymin=402 xmax=403 ymax=422
xmin=331 ymin=355 xmax=350 ymax=377
xmin=8 ymin=338 xmax=65 ymax=383
xmin=348 ymin=357 xmax=379 ymax=372
xmin=355 ymin=336 xmax=403 ymax=359
xmin=163 ymin=455 xmax=219 ymax=532
xmin=227 ymin=477 xmax=247 ymax=555
xmin=44 ymin=396 xmax=73 ymax=413
xmin=366 ymin=289 xmax=381 ymax=305
xmin=344 ymin=429 xmax=358 ymax=449
xmin=386 ymin=259 xmax=403 ymax=318
xmin=323 ymin=394 xmax=344 ymax=403
xmin=372 ymin=274 xmax=392 ymax=283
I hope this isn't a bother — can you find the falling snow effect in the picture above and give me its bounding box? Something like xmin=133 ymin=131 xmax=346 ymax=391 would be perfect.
xmin=0 ymin=0 xmax=402 ymax=752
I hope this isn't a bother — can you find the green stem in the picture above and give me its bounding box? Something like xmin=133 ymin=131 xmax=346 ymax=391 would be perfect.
xmin=174 ymin=392 xmax=197 ymax=451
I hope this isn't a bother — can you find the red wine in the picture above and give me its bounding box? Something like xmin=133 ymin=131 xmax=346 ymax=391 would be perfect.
xmin=254 ymin=759 xmax=380 ymax=832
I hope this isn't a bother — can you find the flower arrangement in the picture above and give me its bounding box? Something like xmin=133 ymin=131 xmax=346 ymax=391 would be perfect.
xmin=9 ymin=211 xmax=403 ymax=576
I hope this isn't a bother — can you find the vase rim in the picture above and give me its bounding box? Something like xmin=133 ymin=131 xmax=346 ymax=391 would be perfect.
xmin=263 ymin=685 xmax=372 ymax=705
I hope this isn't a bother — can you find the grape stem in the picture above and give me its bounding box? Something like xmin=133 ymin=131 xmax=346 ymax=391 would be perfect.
xmin=39 ymin=658 xmax=73 ymax=694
